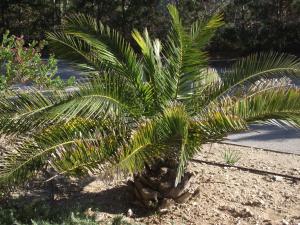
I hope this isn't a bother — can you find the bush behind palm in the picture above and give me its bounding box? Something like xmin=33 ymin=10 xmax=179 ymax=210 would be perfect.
xmin=0 ymin=31 xmax=75 ymax=90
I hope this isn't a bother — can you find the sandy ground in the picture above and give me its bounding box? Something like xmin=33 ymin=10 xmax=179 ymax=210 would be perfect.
xmin=3 ymin=143 xmax=300 ymax=225
xmin=77 ymin=143 xmax=300 ymax=225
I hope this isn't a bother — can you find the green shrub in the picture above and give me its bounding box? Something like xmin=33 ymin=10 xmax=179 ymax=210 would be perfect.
xmin=0 ymin=202 xmax=138 ymax=225
xmin=0 ymin=30 xmax=75 ymax=91
xmin=0 ymin=211 xmax=137 ymax=225
xmin=31 ymin=213 xmax=99 ymax=225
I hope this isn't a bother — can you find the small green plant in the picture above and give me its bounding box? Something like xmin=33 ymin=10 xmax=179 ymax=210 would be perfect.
xmin=222 ymin=149 xmax=241 ymax=165
xmin=0 ymin=30 xmax=75 ymax=91
xmin=0 ymin=207 xmax=18 ymax=225
xmin=31 ymin=213 xmax=99 ymax=225
xmin=0 ymin=207 xmax=123 ymax=225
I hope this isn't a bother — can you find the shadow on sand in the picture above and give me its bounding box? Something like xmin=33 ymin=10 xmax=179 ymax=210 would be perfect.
xmin=1 ymin=177 xmax=152 ymax=223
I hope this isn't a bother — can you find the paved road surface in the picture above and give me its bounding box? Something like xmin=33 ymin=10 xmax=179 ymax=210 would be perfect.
xmin=225 ymin=124 xmax=300 ymax=155
xmin=56 ymin=61 xmax=300 ymax=155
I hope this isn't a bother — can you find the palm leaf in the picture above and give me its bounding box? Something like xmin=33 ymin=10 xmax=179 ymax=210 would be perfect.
xmin=47 ymin=14 xmax=154 ymax=112
xmin=132 ymin=29 xmax=175 ymax=110
xmin=188 ymin=77 xmax=294 ymax=115
xmin=202 ymin=52 xmax=300 ymax=106
xmin=182 ymin=86 xmax=300 ymax=173
xmin=0 ymin=76 xmax=142 ymax=134
xmin=49 ymin=121 xmax=127 ymax=177
xmin=174 ymin=107 xmax=247 ymax=184
xmin=230 ymin=87 xmax=300 ymax=127
xmin=48 ymin=14 xmax=142 ymax=80
xmin=118 ymin=104 xmax=189 ymax=177
xmin=166 ymin=5 xmax=223 ymax=98
xmin=0 ymin=119 xmax=101 ymax=188
xmin=46 ymin=31 xmax=100 ymax=68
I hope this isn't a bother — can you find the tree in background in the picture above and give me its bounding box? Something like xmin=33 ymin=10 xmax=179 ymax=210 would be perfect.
xmin=212 ymin=0 xmax=300 ymax=55
xmin=0 ymin=0 xmax=299 ymax=56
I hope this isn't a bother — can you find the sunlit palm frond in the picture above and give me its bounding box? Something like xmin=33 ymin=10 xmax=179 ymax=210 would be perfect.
xmin=47 ymin=14 xmax=155 ymax=112
xmin=46 ymin=31 xmax=102 ymax=69
xmin=118 ymin=104 xmax=188 ymax=175
xmin=190 ymin=13 xmax=224 ymax=50
xmin=181 ymin=86 xmax=300 ymax=179
xmin=0 ymin=119 xmax=101 ymax=188
xmin=229 ymin=86 xmax=300 ymax=128
xmin=56 ymin=14 xmax=143 ymax=83
xmin=0 ymin=89 xmax=68 ymax=134
xmin=159 ymin=104 xmax=189 ymax=186
xmin=188 ymin=77 xmax=294 ymax=115
xmin=132 ymin=29 xmax=175 ymax=109
xmin=166 ymin=5 xmax=223 ymax=98
xmin=189 ymin=86 xmax=300 ymax=156
xmin=49 ymin=120 xmax=127 ymax=177
xmin=201 ymin=52 xmax=300 ymax=105
xmin=191 ymin=108 xmax=247 ymax=145
xmin=49 ymin=138 xmax=116 ymax=178
xmin=117 ymin=118 xmax=167 ymax=174
xmin=174 ymin=108 xmax=247 ymax=184
xmin=0 ymin=76 xmax=142 ymax=134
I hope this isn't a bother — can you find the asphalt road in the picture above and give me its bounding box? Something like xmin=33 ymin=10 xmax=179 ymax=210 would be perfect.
xmin=225 ymin=124 xmax=300 ymax=155
xmin=56 ymin=61 xmax=300 ymax=155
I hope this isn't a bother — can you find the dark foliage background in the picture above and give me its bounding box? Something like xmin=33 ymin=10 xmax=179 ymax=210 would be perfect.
xmin=0 ymin=0 xmax=299 ymax=57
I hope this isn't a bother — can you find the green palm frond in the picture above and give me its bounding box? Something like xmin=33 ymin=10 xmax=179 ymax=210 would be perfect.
xmin=201 ymin=52 xmax=300 ymax=106
xmin=192 ymin=110 xmax=247 ymax=143
xmin=49 ymin=120 xmax=127 ymax=177
xmin=0 ymin=89 xmax=63 ymax=117
xmin=0 ymin=119 xmax=101 ymax=188
xmin=190 ymin=13 xmax=224 ymax=49
xmin=188 ymin=77 xmax=293 ymax=115
xmin=245 ymin=77 xmax=293 ymax=96
xmin=117 ymin=118 xmax=167 ymax=174
xmin=174 ymin=108 xmax=247 ymax=185
xmin=50 ymin=138 xmax=115 ymax=177
xmin=47 ymin=14 xmax=157 ymax=112
xmin=166 ymin=105 xmax=189 ymax=186
xmin=166 ymin=5 xmax=223 ymax=98
xmin=50 ymin=76 xmax=143 ymax=120
xmin=132 ymin=29 xmax=174 ymax=109
xmin=46 ymin=31 xmax=104 ymax=71
xmin=0 ymin=89 xmax=68 ymax=134
xmin=118 ymin=104 xmax=189 ymax=175
xmin=194 ymin=86 xmax=300 ymax=144
xmin=0 ymin=76 xmax=142 ymax=134
xmin=48 ymin=14 xmax=143 ymax=84
xmin=229 ymin=86 xmax=300 ymax=127
xmin=183 ymin=86 xmax=300 ymax=173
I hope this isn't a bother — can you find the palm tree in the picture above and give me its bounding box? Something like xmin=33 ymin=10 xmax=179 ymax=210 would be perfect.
xmin=0 ymin=5 xmax=300 ymax=208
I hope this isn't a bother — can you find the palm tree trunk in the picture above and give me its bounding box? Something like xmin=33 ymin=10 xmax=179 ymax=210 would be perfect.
xmin=128 ymin=159 xmax=194 ymax=209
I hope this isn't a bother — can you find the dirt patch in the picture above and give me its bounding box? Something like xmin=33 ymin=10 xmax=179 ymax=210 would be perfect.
xmin=79 ymin=144 xmax=300 ymax=225
xmin=3 ymin=143 xmax=300 ymax=225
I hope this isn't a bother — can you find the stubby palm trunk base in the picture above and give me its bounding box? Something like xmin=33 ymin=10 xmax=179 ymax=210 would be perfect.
xmin=127 ymin=160 xmax=196 ymax=209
